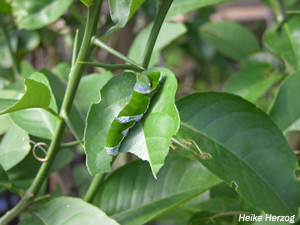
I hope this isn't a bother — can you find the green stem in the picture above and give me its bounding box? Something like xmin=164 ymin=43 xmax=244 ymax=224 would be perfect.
xmin=171 ymin=136 xmax=185 ymax=148
xmin=62 ymin=113 xmax=83 ymax=146
xmin=0 ymin=16 xmax=20 ymax=76
xmin=72 ymin=29 xmax=80 ymax=68
xmin=78 ymin=61 xmax=144 ymax=72
xmin=60 ymin=140 xmax=81 ymax=149
xmin=0 ymin=1 xmax=103 ymax=224
xmin=140 ymin=0 xmax=173 ymax=69
xmin=270 ymin=0 xmax=285 ymax=23
xmin=84 ymin=156 xmax=116 ymax=203
xmin=43 ymin=107 xmax=64 ymax=122
xmin=91 ymin=36 xmax=144 ymax=70
xmin=84 ymin=173 xmax=105 ymax=203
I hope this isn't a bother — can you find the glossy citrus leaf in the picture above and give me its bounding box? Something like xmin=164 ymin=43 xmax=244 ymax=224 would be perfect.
xmin=93 ymin=156 xmax=221 ymax=225
xmin=128 ymin=22 xmax=186 ymax=67
xmin=224 ymin=64 xmax=282 ymax=102
xmin=10 ymin=0 xmax=73 ymax=30
xmin=0 ymin=124 xmax=30 ymax=171
xmin=200 ymin=21 xmax=260 ymax=61
xmin=175 ymin=92 xmax=300 ymax=216
xmin=269 ymin=70 xmax=300 ymax=134
xmin=9 ymin=72 xmax=58 ymax=139
xmin=263 ymin=17 xmax=300 ymax=69
xmin=18 ymin=197 xmax=119 ymax=225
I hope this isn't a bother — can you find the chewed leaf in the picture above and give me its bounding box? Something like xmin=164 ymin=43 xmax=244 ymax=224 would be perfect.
xmin=120 ymin=67 xmax=179 ymax=177
xmin=84 ymin=68 xmax=179 ymax=177
xmin=0 ymin=78 xmax=51 ymax=115
xmin=85 ymin=72 xmax=136 ymax=175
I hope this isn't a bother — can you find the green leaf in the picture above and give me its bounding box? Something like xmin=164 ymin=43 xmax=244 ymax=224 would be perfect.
xmin=18 ymin=197 xmax=120 ymax=225
xmin=269 ymin=70 xmax=300 ymax=134
xmin=109 ymin=0 xmax=145 ymax=28
xmin=9 ymin=72 xmax=58 ymax=139
xmin=0 ymin=0 xmax=12 ymax=14
xmin=0 ymin=124 xmax=30 ymax=171
xmin=93 ymin=156 xmax=221 ymax=225
xmin=223 ymin=64 xmax=282 ymax=102
xmin=0 ymin=89 xmax=18 ymax=135
xmin=166 ymin=0 xmax=243 ymax=19
xmin=0 ymin=164 xmax=11 ymax=193
xmin=156 ymin=192 xmax=210 ymax=225
xmin=0 ymin=78 xmax=51 ymax=115
xmin=85 ymin=68 xmax=179 ymax=177
xmin=175 ymin=92 xmax=300 ymax=216
xmin=263 ymin=17 xmax=300 ymax=69
xmin=0 ymin=29 xmax=39 ymax=67
xmin=74 ymin=72 xmax=113 ymax=124
xmin=200 ymin=21 xmax=260 ymax=61
xmin=51 ymin=62 xmax=71 ymax=82
xmin=241 ymin=52 xmax=285 ymax=71
xmin=41 ymin=69 xmax=85 ymax=139
xmin=128 ymin=22 xmax=187 ymax=67
xmin=0 ymin=29 xmax=17 ymax=68
xmin=20 ymin=60 xmax=36 ymax=78
xmin=10 ymin=0 xmax=73 ymax=30
xmin=13 ymin=30 xmax=40 ymax=55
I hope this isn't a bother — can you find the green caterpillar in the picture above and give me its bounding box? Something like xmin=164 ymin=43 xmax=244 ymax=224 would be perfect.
xmin=105 ymin=71 xmax=163 ymax=156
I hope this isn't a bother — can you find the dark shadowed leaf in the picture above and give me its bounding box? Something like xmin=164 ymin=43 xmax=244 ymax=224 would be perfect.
xmin=93 ymin=156 xmax=221 ymax=225
xmin=200 ymin=21 xmax=260 ymax=61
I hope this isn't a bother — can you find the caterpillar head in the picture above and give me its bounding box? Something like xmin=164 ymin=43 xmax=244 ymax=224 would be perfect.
xmin=134 ymin=71 xmax=163 ymax=97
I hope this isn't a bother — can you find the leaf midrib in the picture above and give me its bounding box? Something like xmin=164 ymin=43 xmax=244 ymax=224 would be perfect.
xmin=112 ymin=187 xmax=211 ymax=223
xmin=179 ymin=120 xmax=291 ymax=214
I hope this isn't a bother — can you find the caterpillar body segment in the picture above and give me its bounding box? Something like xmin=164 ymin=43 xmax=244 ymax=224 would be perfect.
xmin=105 ymin=71 xmax=163 ymax=156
